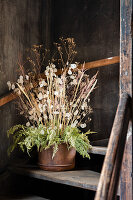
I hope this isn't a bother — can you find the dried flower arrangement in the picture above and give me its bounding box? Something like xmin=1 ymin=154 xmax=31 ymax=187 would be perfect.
xmin=7 ymin=38 xmax=97 ymax=159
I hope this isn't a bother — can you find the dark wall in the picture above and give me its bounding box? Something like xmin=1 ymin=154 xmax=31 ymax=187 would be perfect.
xmin=0 ymin=1 xmax=120 ymax=170
xmin=0 ymin=0 xmax=51 ymax=174
xmin=0 ymin=0 xmax=120 ymax=197
xmin=53 ymin=0 xmax=120 ymax=141
xmin=0 ymin=0 xmax=120 ymax=166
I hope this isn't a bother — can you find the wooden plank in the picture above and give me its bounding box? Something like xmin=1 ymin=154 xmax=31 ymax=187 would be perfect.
xmin=0 ymin=195 xmax=49 ymax=200
xmin=78 ymin=56 xmax=119 ymax=70
xmin=0 ymin=56 xmax=119 ymax=108
xmin=95 ymin=93 xmax=130 ymax=200
xmin=9 ymin=166 xmax=120 ymax=195
xmin=120 ymin=0 xmax=132 ymax=199
xmin=0 ymin=92 xmax=17 ymax=107
xmin=56 ymin=56 xmax=119 ymax=76
xmin=88 ymin=146 xmax=107 ymax=156
xmin=11 ymin=168 xmax=100 ymax=192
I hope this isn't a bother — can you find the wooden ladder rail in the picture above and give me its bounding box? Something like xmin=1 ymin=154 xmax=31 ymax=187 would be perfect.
xmin=95 ymin=93 xmax=131 ymax=200
xmin=0 ymin=56 xmax=119 ymax=107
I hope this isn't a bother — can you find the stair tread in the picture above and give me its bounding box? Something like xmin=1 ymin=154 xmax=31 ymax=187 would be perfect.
xmin=12 ymin=167 xmax=100 ymax=191
xmin=0 ymin=195 xmax=48 ymax=200
xmin=10 ymin=166 xmax=120 ymax=196
xmin=89 ymin=146 xmax=107 ymax=155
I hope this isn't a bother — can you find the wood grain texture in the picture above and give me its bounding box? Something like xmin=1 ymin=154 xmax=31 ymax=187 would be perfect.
xmin=53 ymin=0 xmax=120 ymax=142
xmin=10 ymin=167 xmax=100 ymax=191
xmin=120 ymin=123 xmax=132 ymax=200
xmin=78 ymin=56 xmax=119 ymax=70
xmin=0 ymin=1 xmax=52 ymax=195
xmin=0 ymin=0 xmax=45 ymax=170
xmin=0 ymin=195 xmax=49 ymax=200
xmin=95 ymin=93 xmax=130 ymax=200
xmin=120 ymin=0 xmax=133 ymax=199
xmin=88 ymin=146 xmax=107 ymax=156
xmin=0 ymin=92 xmax=17 ymax=107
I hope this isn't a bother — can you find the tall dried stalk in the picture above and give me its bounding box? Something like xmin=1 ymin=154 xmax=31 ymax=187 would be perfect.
xmin=7 ymin=38 xmax=97 ymax=134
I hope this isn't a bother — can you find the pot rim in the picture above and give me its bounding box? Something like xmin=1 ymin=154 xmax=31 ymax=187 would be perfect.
xmin=38 ymin=163 xmax=73 ymax=167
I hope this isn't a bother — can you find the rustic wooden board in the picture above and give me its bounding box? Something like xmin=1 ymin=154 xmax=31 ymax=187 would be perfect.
xmin=0 ymin=92 xmax=17 ymax=107
xmin=0 ymin=195 xmax=48 ymax=200
xmin=120 ymin=0 xmax=132 ymax=199
xmin=89 ymin=146 xmax=107 ymax=155
xmin=78 ymin=56 xmax=119 ymax=70
xmin=12 ymin=168 xmax=100 ymax=192
xmin=95 ymin=94 xmax=130 ymax=200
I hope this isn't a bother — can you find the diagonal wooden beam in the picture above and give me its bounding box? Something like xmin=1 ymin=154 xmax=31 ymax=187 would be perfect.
xmin=0 ymin=92 xmax=17 ymax=107
xmin=0 ymin=56 xmax=120 ymax=107
xmin=94 ymin=93 xmax=131 ymax=200
xmin=78 ymin=56 xmax=119 ymax=70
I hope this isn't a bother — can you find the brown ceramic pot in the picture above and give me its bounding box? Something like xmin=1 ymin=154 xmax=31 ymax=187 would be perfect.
xmin=38 ymin=143 xmax=76 ymax=171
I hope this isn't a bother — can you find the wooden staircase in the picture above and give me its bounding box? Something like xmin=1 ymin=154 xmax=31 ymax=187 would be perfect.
xmin=0 ymin=55 xmax=120 ymax=200
xmin=5 ymin=93 xmax=130 ymax=200
xmin=7 ymin=146 xmax=109 ymax=199
xmin=0 ymin=52 xmax=131 ymax=199
xmin=0 ymin=56 xmax=120 ymax=199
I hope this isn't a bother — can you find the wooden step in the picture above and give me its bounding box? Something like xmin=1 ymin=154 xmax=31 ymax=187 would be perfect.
xmin=88 ymin=146 xmax=107 ymax=155
xmin=9 ymin=166 xmax=120 ymax=196
xmin=12 ymin=167 xmax=100 ymax=192
xmin=0 ymin=195 xmax=48 ymax=200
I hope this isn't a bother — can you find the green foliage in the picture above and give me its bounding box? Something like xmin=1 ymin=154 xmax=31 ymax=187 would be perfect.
xmin=7 ymin=124 xmax=25 ymax=155
xmin=63 ymin=126 xmax=93 ymax=159
xmin=7 ymin=124 xmax=93 ymax=159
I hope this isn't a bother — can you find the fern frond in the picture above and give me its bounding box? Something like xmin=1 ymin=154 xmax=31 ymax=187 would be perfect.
xmin=7 ymin=124 xmax=93 ymax=159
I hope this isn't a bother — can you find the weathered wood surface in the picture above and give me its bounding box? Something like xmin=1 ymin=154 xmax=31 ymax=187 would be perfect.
xmin=0 ymin=92 xmax=17 ymax=107
xmin=11 ymin=168 xmax=100 ymax=191
xmin=78 ymin=56 xmax=119 ymax=70
xmin=120 ymin=0 xmax=132 ymax=199
xmin=88 ymin=146 xmax=107 ymax=156
xmin=0 ymin=195 xmax=48 ymax=200
xmin=0 ymin=0 xmax=52 ymax=195
xmin=0 ymin=56 xmax=119 ymax=107
xmin=95 ymin=93 xmax=131 ymax=200
xmin=53 ymin=0 xmax=120 ymax=142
